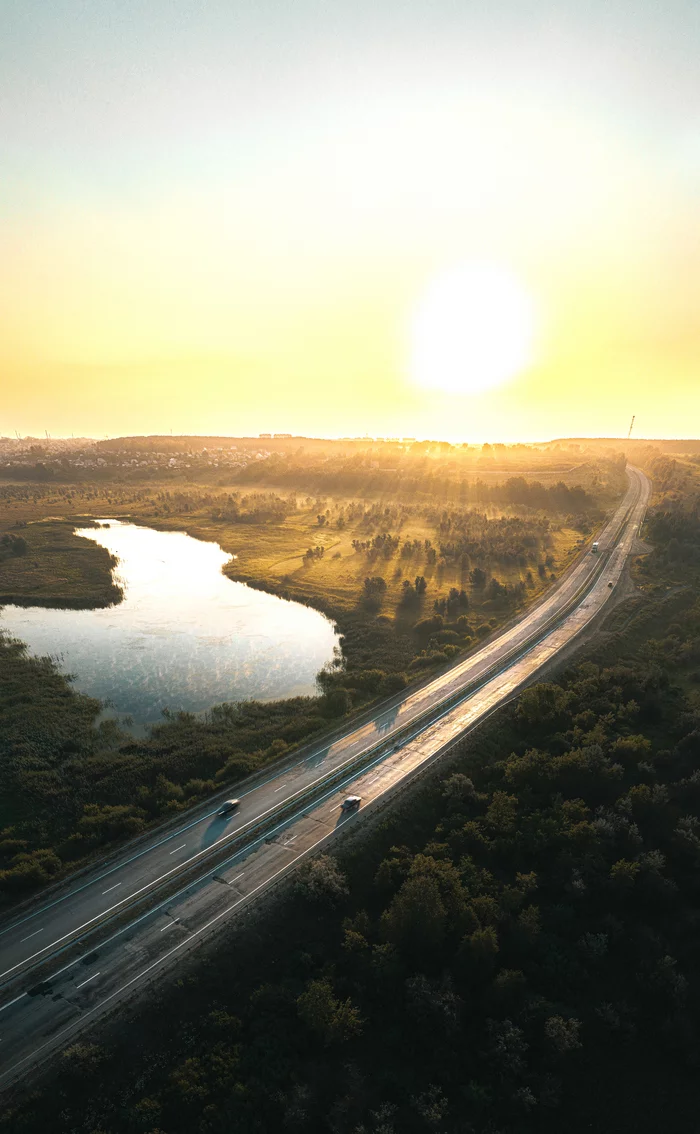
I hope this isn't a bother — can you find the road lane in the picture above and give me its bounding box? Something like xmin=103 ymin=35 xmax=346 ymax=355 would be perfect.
xmin=0 ymin=463 xmax=647 ymax=1088
xmin=0 ymin=467 xmax=648 ymax=997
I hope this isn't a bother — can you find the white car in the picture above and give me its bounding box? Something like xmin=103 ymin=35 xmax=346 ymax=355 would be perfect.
xmin=341 ymin=795 xmax=361 ymax=811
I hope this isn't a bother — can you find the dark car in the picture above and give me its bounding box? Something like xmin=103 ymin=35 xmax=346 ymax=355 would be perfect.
xmin=219 ymin=799 xmax=240 ymax=816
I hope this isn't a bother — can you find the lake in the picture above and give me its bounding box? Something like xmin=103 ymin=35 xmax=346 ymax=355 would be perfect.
xmin=0 ymin=520 xmax=340 ymax=730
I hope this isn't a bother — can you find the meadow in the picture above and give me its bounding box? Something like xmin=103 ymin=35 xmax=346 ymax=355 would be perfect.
xmin=4 ymin=448 xmax=700 ymax=1133
xmin=0 ymin=444 xmax=625 ymax=900
xmin=0 ymin=518 xmax=122 ymax=608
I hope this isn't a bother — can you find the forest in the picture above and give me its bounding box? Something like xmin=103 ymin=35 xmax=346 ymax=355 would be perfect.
xmin=2 ymin=456 xmax=700 ymax=1130
xmin=0 ymin=455 xmax=619 ymax=900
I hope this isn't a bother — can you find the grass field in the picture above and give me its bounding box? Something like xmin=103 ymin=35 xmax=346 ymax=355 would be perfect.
xmin=0 ymin=475 xmax=598 ymax=659
xmin=0 ymin=464 xmax=620 ymax=902
xmin=151 ymin=498 xmax=585 ymax=622
xmin=0 ymin=519 xmax=122 ymax=609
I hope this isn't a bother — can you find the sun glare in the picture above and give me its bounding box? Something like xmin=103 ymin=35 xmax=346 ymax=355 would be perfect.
xmin=409 ymin=261 xmax=536 ymax=396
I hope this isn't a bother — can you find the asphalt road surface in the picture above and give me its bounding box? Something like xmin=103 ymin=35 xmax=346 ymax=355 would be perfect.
xmin=0 ymin=465 xmax=649 ymax=1087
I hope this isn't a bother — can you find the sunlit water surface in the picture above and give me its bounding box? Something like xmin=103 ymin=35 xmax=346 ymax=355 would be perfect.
xmin=0 ymin=520 xmax=339 ymax=730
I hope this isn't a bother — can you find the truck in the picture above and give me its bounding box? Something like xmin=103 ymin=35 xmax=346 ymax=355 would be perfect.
xmin=592 ymin=542 xmax=599 ymax=553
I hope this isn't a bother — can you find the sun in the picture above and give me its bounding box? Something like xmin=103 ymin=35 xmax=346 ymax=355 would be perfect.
xmin=409 ymin=261 xmax=536 ymax=395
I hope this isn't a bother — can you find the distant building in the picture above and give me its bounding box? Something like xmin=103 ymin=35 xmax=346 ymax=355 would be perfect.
xmin=259 ymin=432 xmax=272 ymax=438
xmin=274 ymin=433 xmax=293 ymax=438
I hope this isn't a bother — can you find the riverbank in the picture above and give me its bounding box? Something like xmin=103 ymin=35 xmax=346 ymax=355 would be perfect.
xmin=0 ymin=519 xmax=122 ymax=609
xmin=9 ymin=462 xmax=700 ymax=1134
xmin=0 ymin=463 xmax=620 ymax=902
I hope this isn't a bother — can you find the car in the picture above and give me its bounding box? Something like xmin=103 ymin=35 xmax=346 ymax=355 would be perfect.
xmin=219 ymin=799 xmax=240 ymax=816
xmin=340 ymin=795 xmax=361 ymax=811
xmin=607 ymin=581 xmax=614 ymax=588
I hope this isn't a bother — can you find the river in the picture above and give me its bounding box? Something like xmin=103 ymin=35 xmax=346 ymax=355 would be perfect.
xmin=0 ymin=520 xmax=340 ymax=730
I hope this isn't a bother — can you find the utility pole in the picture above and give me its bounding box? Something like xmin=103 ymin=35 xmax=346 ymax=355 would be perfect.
xmin=627 ymin=415 xmax=635 ymax=440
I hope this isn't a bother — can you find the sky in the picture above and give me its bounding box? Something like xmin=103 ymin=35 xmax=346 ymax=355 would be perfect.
xmin=1 ymin=0 xmax=699 ymax=442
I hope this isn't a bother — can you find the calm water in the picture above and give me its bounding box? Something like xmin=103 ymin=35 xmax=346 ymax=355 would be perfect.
xmin=0 ymin=520 xmax=339 ymax=729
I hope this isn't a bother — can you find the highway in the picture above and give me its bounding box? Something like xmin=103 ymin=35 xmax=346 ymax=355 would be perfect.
xmin=0 ymin=465 xmax=649 ymax=1087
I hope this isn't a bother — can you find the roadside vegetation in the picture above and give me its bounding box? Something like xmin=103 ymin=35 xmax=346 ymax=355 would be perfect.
xmin=0 ymin=447 xmax=623 ymax=903
xmin=3 ymin=452 xmax=700 ymax=1131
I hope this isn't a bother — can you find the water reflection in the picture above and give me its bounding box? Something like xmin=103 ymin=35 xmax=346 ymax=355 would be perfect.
xmin=0 ymin=520 xmax=339 ymax=730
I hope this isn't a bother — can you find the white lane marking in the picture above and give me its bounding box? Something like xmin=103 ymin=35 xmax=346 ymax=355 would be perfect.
xmin=0 ymin=993 xmax=27 ymax=1015
xmin=75 ymin=972 xmax=101 ymax=990
xmin=0 ymin=476 xmax=647 ymax=989
xmin=273 ymin=784 xmax=287 ymax=792
xmin=19 ymin=930 xmax=43 ymax=943
xmin=15 ymin=741 xmax=405 ymax=996
xmin=0 ymin=541 xmax=647 ymax=1088
xmin=169 ymin=844 xmax=187 ymax=855
xmin=102 ymin=883 xmax=122 ymax=895
xmin=2 ymin=480 xmax=643 ymax=954
xmin=0 ymin=798 xmax=249 ymax=941
xmin=160 ymin=920 xmax=180 ymax=932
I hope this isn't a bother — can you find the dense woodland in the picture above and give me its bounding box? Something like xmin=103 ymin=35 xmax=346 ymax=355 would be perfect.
xmin=3 ymin=454 xmax=700 ymax=1131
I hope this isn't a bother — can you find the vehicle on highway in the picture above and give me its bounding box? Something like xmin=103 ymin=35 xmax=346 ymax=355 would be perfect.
xmin=592 ymin=541 xmax=599 ymax=553
xmin=341 ymin=795 xmax=361 ymax=811
xmin=608 ymin=581 xmax=614 ymax=588
xmin=218 ymin=799 xmax=240 ymax=816
xmin=0 ymin=468 xmax=650 ymax=1091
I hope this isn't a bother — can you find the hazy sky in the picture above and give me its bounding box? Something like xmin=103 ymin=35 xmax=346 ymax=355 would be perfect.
xmin=2 ymin=0 xmax=699 ymax=441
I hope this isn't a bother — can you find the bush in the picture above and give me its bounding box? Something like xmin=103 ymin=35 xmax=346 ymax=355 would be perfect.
xmin=320 ymin=689 xmax=352 ymax=718
xmin=295 ymin=855 xmax=349 ymax=905
xmin=413 ymin=615 xmax=444 ymax=636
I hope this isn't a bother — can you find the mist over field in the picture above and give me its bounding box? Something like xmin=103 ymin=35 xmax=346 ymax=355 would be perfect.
xmin=2 ymin=0 xmax=700 ymax=1130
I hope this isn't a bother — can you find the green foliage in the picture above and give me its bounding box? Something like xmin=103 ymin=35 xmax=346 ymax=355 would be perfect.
xmin=0 ymin=632 xmax=337 ymax=903
xmin=0 ymin=520 xmax=122 ymax=608
xmin=10 ymin=498 xmax=700 ymax=1134
xmin=295 ymin=855 xmax=349 ymax=905
xmin=297 ymin=979 xmax=363 ymax=1044
xmin=7 ymin=454 xmax=700 ymax=1131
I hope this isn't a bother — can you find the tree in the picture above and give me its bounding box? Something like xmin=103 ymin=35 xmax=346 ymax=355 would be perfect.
xmin=442 ymin=772 xmax=476 ymax=808
xmin=321 ymin=688 xmax=352 ymax=717
xmin=464 ymin=925 xmax=499 ymax=967
xmin=610 ymin=858 xmax=640 ymax=889
xmin=297 ymin=979 xmax=362 ymax=1044
xmin=381 ymin=672 xmax=407 ymax=695
xmin=295 ymin=855 xmax=349 ymax=904
xmin=405 ymin=974 xmax=461 ymax=1033
xmin=488 ymin=577 xmax=508 ymax=601
xmin=363 ymin=576 xmax=387 ymax=611
xmin=399 ymin=579 xmax=417 ymax=606
xmin=544 ymin=1015 xmax=582 ymax=1054
xmin=381 ymin=873 xmax=447 ymax=958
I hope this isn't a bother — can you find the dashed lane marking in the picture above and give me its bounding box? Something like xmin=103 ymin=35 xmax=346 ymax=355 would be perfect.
xmin=75 ymin=972 xmax=101 ymax=990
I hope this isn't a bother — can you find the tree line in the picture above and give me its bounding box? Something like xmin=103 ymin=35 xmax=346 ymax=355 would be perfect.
xmin=6 ymin=537 xmax=700 ymax=1132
